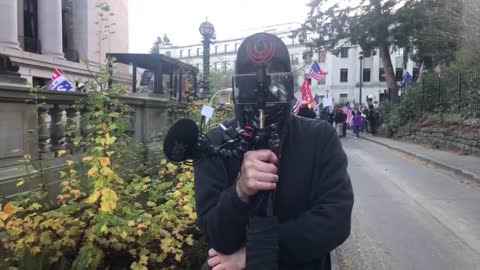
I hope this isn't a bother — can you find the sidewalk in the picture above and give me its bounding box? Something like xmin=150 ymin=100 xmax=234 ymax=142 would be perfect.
xmin=361 ymin=134 xmax=480 ymax=183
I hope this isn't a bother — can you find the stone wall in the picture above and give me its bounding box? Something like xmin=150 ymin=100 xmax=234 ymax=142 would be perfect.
xmin=396 ymin=125 xmax=480 ymax=155
xmin=0 ymin=83 xmax=187 ymax=198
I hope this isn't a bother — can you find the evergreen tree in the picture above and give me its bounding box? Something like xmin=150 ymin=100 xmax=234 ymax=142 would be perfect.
xmin=163 ymin=34 xmax=172 ymax=46
xmin=149 ymin=36 xmax=163 ymax=54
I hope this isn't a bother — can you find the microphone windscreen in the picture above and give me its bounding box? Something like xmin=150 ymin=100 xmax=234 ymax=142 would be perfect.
xmin=163 ymin=118 xmax=199 ymax=162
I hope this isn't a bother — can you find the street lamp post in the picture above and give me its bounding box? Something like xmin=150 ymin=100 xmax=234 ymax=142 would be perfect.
xmin=359 ymin=52 xmax=364 ymax=105
xmin=199 ymin=19 xmax=215 ymax=98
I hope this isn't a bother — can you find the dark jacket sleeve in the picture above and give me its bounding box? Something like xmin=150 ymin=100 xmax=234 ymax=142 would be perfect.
xmin=193 ymin=135 xmax=249 ymax=254
xmin=278 ymin=124 xmax=354 ymax=264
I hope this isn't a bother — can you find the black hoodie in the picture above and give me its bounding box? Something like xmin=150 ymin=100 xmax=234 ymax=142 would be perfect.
xmin=194 ymin=116 xmax=354 ymax=270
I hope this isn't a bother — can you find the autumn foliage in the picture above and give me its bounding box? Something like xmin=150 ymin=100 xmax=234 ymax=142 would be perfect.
xmin=0 ymin=58 xmax=207 ymax=269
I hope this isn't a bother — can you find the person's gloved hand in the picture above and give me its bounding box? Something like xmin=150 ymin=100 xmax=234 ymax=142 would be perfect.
xmin=235 ymin=149 xmax=278 ymax=203
xmin=208 ymin=247 xmax=246 ymax=270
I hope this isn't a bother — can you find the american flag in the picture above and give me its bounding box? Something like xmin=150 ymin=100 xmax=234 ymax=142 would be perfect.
xmin=292 ymin=79 xmax=317 ymax=115
xmin=434 ymin=64 xmax=442 ymax=78
xmin=340 ymin=102 xmax=353 ymax=125
xmin=292 ymin=100 xmax=302 ymax=115
xmin=308 ymin=61 xmax=327 ymax=80
xmin=417 ymin=62 xmax=425 ymax=81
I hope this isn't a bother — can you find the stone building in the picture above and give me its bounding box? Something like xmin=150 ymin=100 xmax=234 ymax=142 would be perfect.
xmin=0 ymin=0 xmax=130 ymax=88
xmin=160 ymin=22 xmax=418 ymax=106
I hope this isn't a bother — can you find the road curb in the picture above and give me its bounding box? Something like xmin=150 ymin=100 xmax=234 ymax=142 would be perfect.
xmin=361 ymin=136 xmax=480 ymax=184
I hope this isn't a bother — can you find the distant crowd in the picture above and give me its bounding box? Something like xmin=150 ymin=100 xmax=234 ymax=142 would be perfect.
xmin=297 ymin=105 xmax=379 ymax=139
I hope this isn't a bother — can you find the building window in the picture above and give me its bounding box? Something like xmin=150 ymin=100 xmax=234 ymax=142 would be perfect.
xmin=214 ymin=62 xmax=218 ymax=70
xmin=379 ymin=68 xmax=386 ymax=81
xmin=22 ymin=0 xmax=40 ymax=53
xmin=340 ymin=48 xmax=349 ymax=58
xmin=196 ymin=64 xmax=200 ymax=70
xmin=188 ymin=49 xmax=191 ymax=57
xmin=215 ymin=46 xmax=219 ymax=54
xmin=180 ymin=50 xmax=183 ymax=57
xmin=363 ymin=68 xmax=371 ymax=82
xmin=318 ymin=51 xmax=326 ymax=63
xmin=340 ymin=69 xmax=348 ymax=82
xmin=235 ymin=43 xmax=239 ymax=52
xmin=395 ymin=48 xmax=403 ymax=57
xmin=166 ymin=51 xmax=171 ymax=57
xmin=396 ymin=68 xmax=404 ymax=81
xmin=224 ymin=44 xmax=229 ymax=52
xmin=339 ymin=94 xmax=348 ymax=104
xmin=197 ymin=48 xmax=201 ymax=56
xmin=33 ymin=77 xmax=49 ymax=88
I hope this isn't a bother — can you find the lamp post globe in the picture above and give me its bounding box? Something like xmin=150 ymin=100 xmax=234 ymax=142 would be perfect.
xmin=199 ymin=19 xmax=215 ymax=98
xmin=199 ymin=21 xmax=215 ymax=39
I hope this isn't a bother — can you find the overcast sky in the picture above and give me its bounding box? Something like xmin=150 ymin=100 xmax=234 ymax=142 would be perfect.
xmin=129 ymin=0 xmax=312 ymax=53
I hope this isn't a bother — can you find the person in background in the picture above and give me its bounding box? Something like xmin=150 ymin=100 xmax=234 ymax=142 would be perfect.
xmin=319 ymin=108 xmax=328 ymax=121
xmin=361 ymin=106 xmax=369 ymax=133
xmin=368 ymin=105 xmax=378 ymax=135
xmin=352 ymin=111 xmax=363 ymax=138
xmin=334 ymin=109 xmax=346 ymax=137
xmin=298 ymin=106 xmax=318 ymax=119
xmin=327 ymin=110 xmax=335 ymax=126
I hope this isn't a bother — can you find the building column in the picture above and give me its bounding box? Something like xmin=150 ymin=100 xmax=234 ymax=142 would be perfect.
xmin=0 ymin=0 xmax=20 ymax=49
xmin=38 ymin=0 xmax=64 ymax=59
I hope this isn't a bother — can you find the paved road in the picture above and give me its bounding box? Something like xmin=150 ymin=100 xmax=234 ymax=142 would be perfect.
xmin=337 ymin=136 xmax=480 ymax=270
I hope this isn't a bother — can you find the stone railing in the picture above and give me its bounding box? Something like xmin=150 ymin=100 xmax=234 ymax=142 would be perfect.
xmin=0 ymin=83 xmax=187 ymax=198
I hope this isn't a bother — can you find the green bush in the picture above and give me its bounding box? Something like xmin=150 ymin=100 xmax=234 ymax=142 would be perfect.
xmin=378 ymin=89 xmax=419 ymax=136
xmin=0 ymin=56 xmax=207 ymax=269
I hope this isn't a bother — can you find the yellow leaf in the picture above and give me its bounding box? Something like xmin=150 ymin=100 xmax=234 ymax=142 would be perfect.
xmin=30 ymin=246 xmax=41 ymax=255
xmin=104 ymin=133 xmax=117 ymax=145
xmin=160 ymin=238 xmax=173 ymax=252
xmin=185 ymin=235 xmax=193 ymax=246
xmin=120 ymin=231 xmax=128 ymax=239
xmin=100 ymin=167 xmax=113 ymax=176
xmin=16 ymin=178 xmax=25 ymax=187
xmin=57 ymin=150 xmax=66 ymax=156
xmin=182 ymin=204 xmax=191 ymax=212
xmin=3 ymin=202 xmax=18 ymax=216
xmin=100 ymin=188 xmax=118 ymax=213
xmin=0 ymin=212 xmax=9 ymax=221
xmin=66 ymin=160 xmax=74 ymax=166
xmin=175 ymin=253 xmax=182 ymax=261
xmin=87 ymin=167 xmax=98 ymax=177
xmin=82 ymin=156 xmax=94 ymax=162
xmin=98 ymin=157 xmax=110 ymax=167
xmin=140 ymin=255 xmax=148 ymax=264
xmin=86 ymin=190 xmax=101 ymax=204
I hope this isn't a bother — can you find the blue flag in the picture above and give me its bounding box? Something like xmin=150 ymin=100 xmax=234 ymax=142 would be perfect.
xmin=401 ymin=72 xmax=413 ymax=87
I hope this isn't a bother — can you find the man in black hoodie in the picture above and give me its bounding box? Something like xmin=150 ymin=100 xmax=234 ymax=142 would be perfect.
xmin=194 ymin=33 xmax=353 ymax=270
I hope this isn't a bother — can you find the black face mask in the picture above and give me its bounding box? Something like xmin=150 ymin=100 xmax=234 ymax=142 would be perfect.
xmin=233 ymin=33 xmax=294 ymax=132
xmin=234 ymin=103 xmax=291 ymax=132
